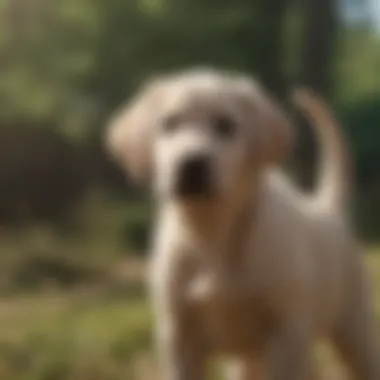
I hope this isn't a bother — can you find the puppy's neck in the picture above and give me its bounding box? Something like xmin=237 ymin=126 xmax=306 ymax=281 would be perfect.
xmin=171 ymin=177 xmax=261 ymax=252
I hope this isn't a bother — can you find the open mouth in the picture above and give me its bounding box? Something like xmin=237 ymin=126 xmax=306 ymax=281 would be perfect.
xmin=174 ymin=155 xmax=215 ymax=199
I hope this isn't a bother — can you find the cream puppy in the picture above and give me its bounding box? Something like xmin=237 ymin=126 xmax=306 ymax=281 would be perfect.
xmin=106 ymin=68 xmax=379 ymax=380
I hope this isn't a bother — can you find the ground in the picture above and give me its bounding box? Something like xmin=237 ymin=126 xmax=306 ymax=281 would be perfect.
xmin=0 ymin=251 xmax=378 ymax=380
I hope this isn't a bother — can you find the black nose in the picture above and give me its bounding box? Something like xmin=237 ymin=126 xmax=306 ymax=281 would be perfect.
xmin=176 ymin=155 xmax=212 ymax=197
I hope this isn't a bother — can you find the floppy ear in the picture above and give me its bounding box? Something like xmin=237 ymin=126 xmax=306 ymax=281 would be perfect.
xmin=105 ymin=80 xmax=166 ymax=184
xmin=236 ymin=79 xmax=295 ymax=165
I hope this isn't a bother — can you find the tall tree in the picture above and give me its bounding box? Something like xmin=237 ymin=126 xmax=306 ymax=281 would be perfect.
xmin=300 ymin=0 xmax=338 ymax=96
xmin=296 ymin=0 xmax=338 ymax=187
xmin=255 ymin=0 xmax=289 ymax=100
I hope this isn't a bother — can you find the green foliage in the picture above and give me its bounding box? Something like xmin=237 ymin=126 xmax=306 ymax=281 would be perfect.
xmin=0 ymin=254 xmax=378 ymax=380
xmin=0 ymin=0 xmax=293 ymax=132
xmin=0 ymin=0 xmax=99 ymax=136
xmin=0 ymin=293 xmax=152 ymax=380
xmin=340 ymin=93 xmax=380 ymax=184
xmin=335 ymin=28 xmax=380 ymax=103
xmin=1 ymin=0 xmax=380 ymax=136
xmin=0 ymin=0 xmax=380 ymax=236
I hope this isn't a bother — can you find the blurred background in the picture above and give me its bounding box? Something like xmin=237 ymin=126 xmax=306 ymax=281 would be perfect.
xmin=0 ymin=0 xmax=379 ymax=379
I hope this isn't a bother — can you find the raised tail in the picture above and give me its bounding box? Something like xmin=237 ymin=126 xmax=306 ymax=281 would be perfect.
xmin=292 ymin=89 xmax=351 ymax=211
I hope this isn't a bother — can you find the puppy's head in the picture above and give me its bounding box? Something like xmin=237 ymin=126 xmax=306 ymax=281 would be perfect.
xmin=106 ymin=69 xmax=294 ymax=202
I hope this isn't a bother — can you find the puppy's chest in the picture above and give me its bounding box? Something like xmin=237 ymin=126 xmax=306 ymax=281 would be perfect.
xmin=188 ymin=274 xmax=275 ymax=355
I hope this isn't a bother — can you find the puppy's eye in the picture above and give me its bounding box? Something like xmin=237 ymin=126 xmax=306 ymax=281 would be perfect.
xmin=213 ymin=116 xmax=235 ymax=138
xmin=161 ymin=115 xmax=180 ymax=134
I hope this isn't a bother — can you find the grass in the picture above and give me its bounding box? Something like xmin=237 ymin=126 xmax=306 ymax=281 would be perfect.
xmin=0 ymin=194 xmax=378 ymax=380
xmin=0 ymin=252 xmax=377 ymax=380
xmin=0 ymin=195 xmax=152 ymax=294
xmin=0 ymin=196 xmax=156 ymax=379
xmin=0 ymin=291 xmax=152 ymax=380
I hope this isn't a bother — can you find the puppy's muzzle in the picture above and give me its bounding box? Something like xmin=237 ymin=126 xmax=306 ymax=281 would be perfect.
xmin=175 ymin=154 xmax=213 ymax=198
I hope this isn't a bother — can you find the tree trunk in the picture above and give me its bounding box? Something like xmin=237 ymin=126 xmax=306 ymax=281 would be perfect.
xmin=256 ymin=0 xmax=289 ymax=101
xmin=296 ymin=0 xmax=338 ymax=188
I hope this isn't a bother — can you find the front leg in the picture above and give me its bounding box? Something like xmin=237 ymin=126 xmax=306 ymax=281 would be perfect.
xmin=150 ymin=244 xmax=209 ymax=380
xmin=267 ymin=320 xmax=314 ymax=380
xmin=157 ymin=314 xmax=208 ymax=380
